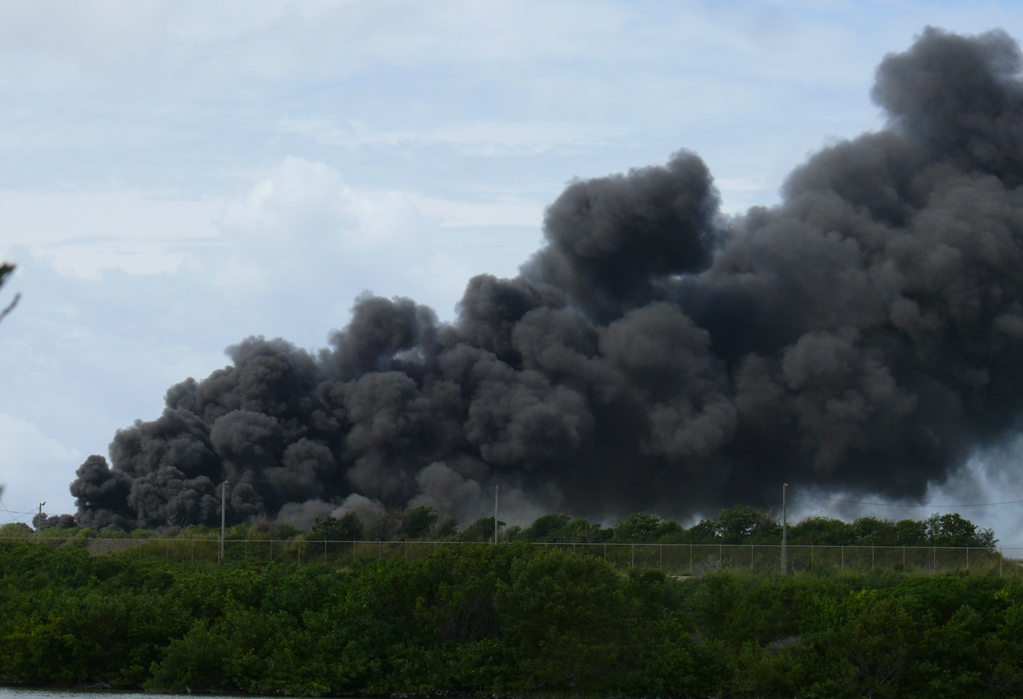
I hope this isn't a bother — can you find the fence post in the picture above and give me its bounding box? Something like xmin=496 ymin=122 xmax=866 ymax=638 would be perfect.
xmin=966 ymin=547 xmax=970 ymax=572
xmin=659 ymin=543 xmax=662 ymax=569
xmin=631 ymin=543 xmax=635 ymax=568
xmin=719 ymin=544 xmax=722 ymax=570
xmin=689 ymin=544 xmax=693 ymax=576
xmin=903 ymin=546 xmax=906 ymax=572
xmin=270 ymin=540 xmax=273 ymax=562
xmin=750 ymin=544 xmax=754 ymax=572
xmin=841 ymin=546 xmax=844 ymax=573
xmin=933 ymin=546 xmax=936 ymax=573
xmin=811 ymin=545 xmax=814 ymax=572
xmin=872 ymin=546 xmax=875 ymax=571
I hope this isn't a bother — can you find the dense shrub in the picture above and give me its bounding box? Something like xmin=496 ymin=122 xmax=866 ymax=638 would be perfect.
xmin=2 ymin=539 xmax=1023 ymax=696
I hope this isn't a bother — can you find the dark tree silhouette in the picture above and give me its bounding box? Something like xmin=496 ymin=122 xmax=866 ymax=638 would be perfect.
xmin=0 ymin=262 xmax=19 ymax=323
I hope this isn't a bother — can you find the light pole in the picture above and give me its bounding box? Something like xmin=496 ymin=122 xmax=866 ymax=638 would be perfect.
xmin=37 ymin=501 xmax=45 ymax=545
xmin=781 ymin=483 xmax=788 ymax=575
xmin=493 ymin=485 xmax=499 ymax=544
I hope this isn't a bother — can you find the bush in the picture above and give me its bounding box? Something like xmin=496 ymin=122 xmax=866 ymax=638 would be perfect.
xmin=1 ymin=538 xmax=1021 ymax=696
xmin=309 ymin=512 xmax=363 ymax=541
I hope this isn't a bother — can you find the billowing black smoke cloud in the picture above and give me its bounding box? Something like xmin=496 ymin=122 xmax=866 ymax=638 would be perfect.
xmin=71 ymin=27 xmax=1023 ymax=529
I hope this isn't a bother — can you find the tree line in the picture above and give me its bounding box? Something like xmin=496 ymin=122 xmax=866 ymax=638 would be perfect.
xmin=8 ymin=504 xmax=998 ymax=550
xmin=1 ymin=539 xmax=1022 ymax=697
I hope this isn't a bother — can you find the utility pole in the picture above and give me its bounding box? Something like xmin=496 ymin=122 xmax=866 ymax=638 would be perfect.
xmin=493 ymin=485 xmax=499 ymax=544
xmin=220 ymin=480 xmax=228 ymax=563
xmin=781 ymin=483 xmax=788 ymax=575
xmin=37 ymin=502 xmax=45 ymax=545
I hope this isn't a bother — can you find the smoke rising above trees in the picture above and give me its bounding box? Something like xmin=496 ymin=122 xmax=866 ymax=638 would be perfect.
xmin=71 ymin=27 xmax=1023 ymax=530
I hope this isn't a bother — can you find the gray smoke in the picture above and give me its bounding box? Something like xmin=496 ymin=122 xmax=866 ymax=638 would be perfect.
xmin=70 ymin=27 xmax=1023 ymax=529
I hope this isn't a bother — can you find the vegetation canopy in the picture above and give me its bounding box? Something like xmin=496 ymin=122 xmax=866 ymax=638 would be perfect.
xmin=17 ymin=504 xmax=999 ymax=551
xmin=1 ymin=540 xmax=1023 ymax=697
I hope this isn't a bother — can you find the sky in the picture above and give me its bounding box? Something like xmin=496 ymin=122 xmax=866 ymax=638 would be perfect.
xmin=3 ymin=0 xmax=1023 ymax=542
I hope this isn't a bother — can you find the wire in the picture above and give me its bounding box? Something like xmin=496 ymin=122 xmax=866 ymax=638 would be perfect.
xmin=0 ymin=497 xmax=39 ymax=524
xmin=795 ymin=491 xmax=1023 ymax=509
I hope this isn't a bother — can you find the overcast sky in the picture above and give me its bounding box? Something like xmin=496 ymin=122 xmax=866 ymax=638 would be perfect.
xmin=3 ymin=0 xmax=1023 ymax=542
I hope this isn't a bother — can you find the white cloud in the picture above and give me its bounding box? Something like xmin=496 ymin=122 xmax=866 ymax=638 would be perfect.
xmin=279 ymin=118 xmax=630 ymax=157
xmin=408 ymin=194 xmax=542 ymax=229
xmin=0 ymin=190 xmax=221 ymax=277
xmin=0 ymin=413 xmax=80 ymax=522
xmin=209 ymin=157 xmax=450 ymax=312
xmin=204 ymin=156 xmax=545 ymax=319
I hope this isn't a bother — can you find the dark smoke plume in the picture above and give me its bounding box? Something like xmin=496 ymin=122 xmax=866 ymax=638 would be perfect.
xmin=71 ymin=27 xmax=1023 ymax=529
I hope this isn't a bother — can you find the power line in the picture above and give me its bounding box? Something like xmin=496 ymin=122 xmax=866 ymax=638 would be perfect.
xmin=0 ymin=500 xmax=35 ymax=518
xmin=0 ymin=495 xmax=40 ymax=525
xmin=795 ymin=491 xmax=1023 ymax=509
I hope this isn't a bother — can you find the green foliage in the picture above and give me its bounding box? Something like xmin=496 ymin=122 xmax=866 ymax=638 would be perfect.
xmin=927 ymin=512 xmax=997 ymax=548
xmin=435 ymin=516 xmax=458 ymax=538
xmin=309 ymin=512 xmax=363 ymax=541
xmin=0 ymin=523 xmax=32 ymax=537
xmin=496 ymin=548 xmax=625 ymax=690
xmin=1 ymin=533 xmax=1020 ymax=696
xmin=790 ymin=515 xmax=856 ymax=545
xmin=522 ymin=513 xmax=572 ymax=539
xmin=4 ymin=502 xmax=997 ymax=552
xmin=715 ymin=505 xmax=782 ymax=543
xmin=456 ymin=516 xmax=504 ymax=542
xmin=519 ymin=513 xmax=610 ymax=543
xmin=611 ymin=512 xmax=681 ymax=543
xmin=397 ymin=505 xmax=438 ymax=540
xmin=147 ymin=624 xmax=229 ymax=692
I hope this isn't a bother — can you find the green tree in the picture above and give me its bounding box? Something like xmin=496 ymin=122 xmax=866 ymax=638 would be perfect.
xmin=435 ymin=516 xmax=458 ymax=538
xmin=892 ymin=518 xmax=929 ymax=546
xmin=853 ymin=516 xmax=897 ymax=545
xmin=147 ymin=624 xmax=229 ymax=692
xmin=522 ymin=513 xmax=572 ymax=540
xmin=927 ymin=513 xmax=996 ymax=549
xmin=612 ymin=512 xmax=680 ymax=543
xmin=802 ymin=590 xmax=928 ymax=698
xmin=789 ymin=516 xmax=854 ymax=545
xmin=685 ymin=518 xmax=718 ymax=543
xmin=495 ymin=548 xmax=625 ymax=691
xmin=0 ymin=523 xmax=32 ymax=537
xmin=521 ymin=514 xmax=609 ymax=543
xmin=309 ymin=512 xmax=363 ymax=541
xmin=715 ymin=505 xmax=780 ymax=543
xmin=458 ymin=516 xmax=504 ymax=542
xmin=398 ymin=506 xmax=439 ymax=540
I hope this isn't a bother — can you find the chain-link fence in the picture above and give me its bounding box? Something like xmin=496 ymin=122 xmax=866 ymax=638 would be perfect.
xmin=536 ymin=541 xmax=1017 ymax=576
xmin=6 ymin=536 xmax=1023 ymax=577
